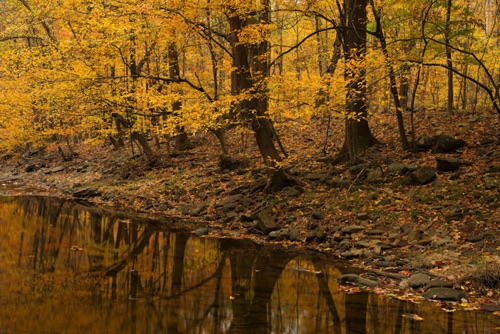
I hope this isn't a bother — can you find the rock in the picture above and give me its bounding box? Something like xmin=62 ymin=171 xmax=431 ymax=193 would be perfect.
xmin=386 ymin=162 xmax=408 ymax=175
xmin=289 ymin=227 xmax=301 ymax=241
xmin=287 ymin=187 xmax=303 ymax=197
xmin=397 ymin=240 xmax=408 ymax=247
xmin=311 ymin=211 xmax=325 ymax=220
xmin=254 ymin=208 xmax=278 ymax=234
xmin=181 ymin=203 xmax=207 ymax=216
xmin=376 ymin=261 xmax=397 ymax=268
xmin=379 ymin=243 xmax=394 ymax=250
xmin=215 ymin=194 xmax=244 ymax=209
xmin=25 ymin=164 xmax=39 ymax=172
xmin=193 ymin=228 xmax=210 ymax=236
xmin=465 ymin=233 xmax=485 ymax=242
xmin=423 ymin=287 xmax=467 ymax=302
xmin=418 ymin=237 xmax=432 ymax=246
xmin=355 ymin=241 xmax=371 ymax=248
xmin=436 ymin=157 xmax=468 ymax=172
xmin=53 ymin=165 xmax=66 ymax=173
xmin=375 ymin=271 xmax=408 ymax=280
xmin=410 ymin=166 xmax=437 ymax=185
xmin=432 ymin=238 xmax=454 ymax=247
xmin=357 ymin=277 xmax=378 ymax=287
xmin=45 ymin=165 xmax=66 ymax=174
xmin=372 ymin=245 xmax=382 ymax=255
xmin=435 ymin=135 xmax=466 ymax=153
xmin=377 ymin=199 xmax=392 ymax=206
xmin=366 ymin=170 xmax=383 ymax=183
xmin=340 ymin=249 xmax=364 ymax=258
xmin=337 ymin=274 xmax=378 ymax=288
xmin=279 ymin=228 xmax=290 ymax=240
xmin=268 ymin=230 xmax=282 ymax=240
xmin=331 ymin=231 xmax=344 ymax=242
xmin=362 ymin=250 xmax=373 ymax=258
xmin=415 ymin=136 xmax=436 ymax=150
xmin=337 ymin=274 xmax=360 ymax=284
xmin=316 ymin=226 xmax=328 ymax=242
xmin=424 ymin=279 xmax=454 ymax=291
xmin=227 ymin=184 xmax=251 ymax=195
xmin=481 ymin=304 xmax=500 ymax=312
xmin=327 ymin=177 xmax=350 ymax=188
xmin=388 ymin=232 xmax=400 ymax=240
xmin=408 ymin=273 xmax=430 ymax=288
xmin=305 ymin=230 xmax=316 ymax=242
xmin=73 ymin=187 xmax=101 ymax=198
xmin=341 ymin=225 xmax=366 ymax=234
xmin=366 ymin=229 xmax=384 ymax=235
xmin=356 ymin=212 xmax=369 ymax=220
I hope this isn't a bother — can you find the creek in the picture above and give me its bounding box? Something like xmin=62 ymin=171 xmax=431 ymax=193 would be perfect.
xmin=0 ymin=191 xmax=498 ymax=333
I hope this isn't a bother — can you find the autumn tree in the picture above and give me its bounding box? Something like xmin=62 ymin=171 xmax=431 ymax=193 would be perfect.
xmin=336 ymin=0 xmax=377 ymax=163
xmin=224 ymin=0 xmax=296 ymax=191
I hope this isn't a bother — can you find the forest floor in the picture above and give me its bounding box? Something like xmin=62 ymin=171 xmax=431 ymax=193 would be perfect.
xmin=1 ymin=107 xmax=499 ymax=314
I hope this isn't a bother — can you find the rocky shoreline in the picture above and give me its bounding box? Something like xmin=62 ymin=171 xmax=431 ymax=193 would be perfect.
xmin=0 ymin=135 xmax=499 ymax=313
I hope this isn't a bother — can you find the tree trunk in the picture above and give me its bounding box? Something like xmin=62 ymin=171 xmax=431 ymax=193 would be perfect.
xmin=336 ymin=0 xmax=377 ymax=164
xmin=370 ymin=0 xmax=409 ymax=149
xmin=445 ymin=0 xmax=454 ymax=115
xmin=226 ymin=1 xmax=295 ymax=191
xmin=131 ymin=131 xmax=154 ymax=161
xmin=168 ymin=43 xmax=191 ymax=151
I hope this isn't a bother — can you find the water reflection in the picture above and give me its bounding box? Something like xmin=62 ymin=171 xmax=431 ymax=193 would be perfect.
xmin=0 ymin=196 xmax=498 ymax=333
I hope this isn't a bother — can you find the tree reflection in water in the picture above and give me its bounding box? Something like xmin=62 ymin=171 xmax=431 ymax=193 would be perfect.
xmin=0 ymin=196 xmax=498 ymax=333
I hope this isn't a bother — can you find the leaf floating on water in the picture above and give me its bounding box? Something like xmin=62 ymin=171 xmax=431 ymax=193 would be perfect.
xmin=403 ymin=313 xmax=424 ymax=321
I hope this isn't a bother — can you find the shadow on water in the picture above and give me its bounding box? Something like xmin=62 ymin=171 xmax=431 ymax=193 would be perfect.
xmin=0 ymin=195 xmax=498 ymax=333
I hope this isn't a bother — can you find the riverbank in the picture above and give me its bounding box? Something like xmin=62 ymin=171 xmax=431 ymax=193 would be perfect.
xmin=1 ymin=110 xmax=499 ymax=313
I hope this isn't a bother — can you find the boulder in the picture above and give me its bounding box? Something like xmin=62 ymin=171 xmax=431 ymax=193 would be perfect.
xmin=341 ymin=225 xmax=366 ymax=234
xmin=327 ymin=177 xmax=350 ymax=188
xmin=386 ymin=162 xmax=408 ymax=175
xmin=289 ymin=227 xmax=301 ymax=241
xmin=436 ymin=157 xmax=469 ymax=172
xmin=423 ymin=287 xmax=467 ymax=302
xmin=254 ymin=208 xmax=278 ymax=234
xmin=435 ymin=135 xmax=466 ymax=153
xmin=337 ymin=274 xmax=378 ymax=288
xmin=424 ymin=279 xmax=453 ymax=290
xmin=407 ymin=273 xmax=430 ymax=288
xmin=311 ymin=210 xmax=325 ymax=220
xmin=415 ymin=136 xmax=436 ymax=151
xmin=181 ymin=203 xmax=208 ymax=216
xmin=268 ymin=230 xmax=282 ymax=240
xmin=315 ymin=226 xmax=328 ymax=242
xmin=193 ymin=228 xmax=211 ymax=236
xmin=410 ymin=166 xmax=437 ymax=185
xmin=73 ymin=187 xmax=101 ymax=198
xmin=340 ymin=249 xmax=364 ymax=258
xmin=366 ymin=170 xmax=383 ymax=183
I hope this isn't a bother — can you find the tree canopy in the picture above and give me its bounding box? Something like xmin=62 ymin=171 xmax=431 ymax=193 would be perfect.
xmin=1 ymin=0 xmax=499 ymax=170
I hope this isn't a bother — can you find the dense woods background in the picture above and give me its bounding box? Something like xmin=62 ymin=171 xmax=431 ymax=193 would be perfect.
xmin=1 ymin=0 xmax=499 ymax=189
